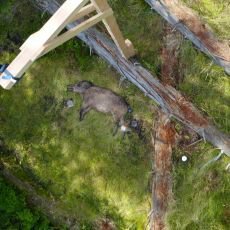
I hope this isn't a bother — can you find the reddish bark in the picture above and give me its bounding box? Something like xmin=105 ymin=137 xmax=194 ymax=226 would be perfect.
xmin=151 ymin=111 xmax=176 ymax=230
xmin=150 ymin=26 xmax=179 ymax=230
xmin=146 ymin=0 xmax=230 ymax=74
xmin=162 ymin=0 xmax=230 ymax=61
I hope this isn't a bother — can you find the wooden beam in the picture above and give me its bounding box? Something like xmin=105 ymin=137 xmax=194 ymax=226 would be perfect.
xmin=150 ymin=111 xmax=175 ymax=230
xmin=40 ymin=8 xmax=113 ymax=59
xmin=39 ymin=0 xmax=90 ymax=43
xmin=0 ymin=48 xmax=33 ymax=89
xmin=67 ymin=3 xmax=96 ymax=24
xmin=21 ymin=2 xmax=94 ymax=52
xmin=91 ymin=0 xmax=135 ymax=58
xmin=0 ymin=0 xmax=90 ymax=89
xmin=20 ymin=31 xmax=40 ymax=50
xmin=0 ymin=0 xmax=135 ymax=89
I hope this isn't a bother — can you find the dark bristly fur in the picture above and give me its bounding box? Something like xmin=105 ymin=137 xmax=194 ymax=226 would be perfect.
xmin=67 ymin=81 xmax=130 ymax=132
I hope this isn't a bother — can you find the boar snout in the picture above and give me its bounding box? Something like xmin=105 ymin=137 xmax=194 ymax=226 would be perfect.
xmin=67 ymin=84 xmax=75 ymax=92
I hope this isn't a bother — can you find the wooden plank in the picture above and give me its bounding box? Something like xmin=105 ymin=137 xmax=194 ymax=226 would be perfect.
xmin=20 ymin=31 xmax=40 ymax=50
xmin=91 ymin=0 xmax=135 ymax=58
xmin=66 ymin=3 xmax=96 ymax=24
xmin=20 ymin=3 xmax=95 ymax=52
xmin=38 ymin=0 xmax=89 ymax=43
xmin=0 ymin=48 xmax=33 ymax=89
xmin=40 ymin=9 xmax=113 ymax=58
xmin=91 ymin=0 xmax=110 ymax=11
xmin=0 ymin=0 xmax=90 ymax=89
xmin=20 ymin=0 xmax=90 ymax=53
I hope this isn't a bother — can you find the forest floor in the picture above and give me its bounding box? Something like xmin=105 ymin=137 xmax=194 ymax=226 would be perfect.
xmin=0 ymin=0 xmax=230 ymax=229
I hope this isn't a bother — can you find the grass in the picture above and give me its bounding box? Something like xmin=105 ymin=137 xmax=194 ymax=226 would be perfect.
xmin=166 ymin=143 xmax=230 ymax=230
xmin=178 ymin=40 xmax=230 ymax=133
xmin=0 ymin=0 xmax=230 ymax=229
xmin=182 ymin=0 xmax=230 ymax=39
xmin=0 ymin=49 xmax=154 ymax=227
xmin=0 ymin=1 xmax=154 ymax=228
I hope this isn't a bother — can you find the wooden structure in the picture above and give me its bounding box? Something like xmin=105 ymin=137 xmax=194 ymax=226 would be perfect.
xmin=0 ymin=0 xmax=135 ymax=90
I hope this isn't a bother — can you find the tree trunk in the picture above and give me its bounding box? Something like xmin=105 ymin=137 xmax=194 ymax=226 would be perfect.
xmin=145 ymin=0 xmax=230 ymax=75
xmin=32 ymin=0 xmax=230 ymax=155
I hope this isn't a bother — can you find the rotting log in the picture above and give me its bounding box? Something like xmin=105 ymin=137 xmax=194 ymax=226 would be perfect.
xmin=160 ymin=24 xmax=183 ymax=87
xmin=150 ymin=110 xmax=176 ymax=230
xmin=149 ymin=25 xmax=180 ymax=230
xmin=145 ymin=0 xmax=230 ymax=75
xmin=32 ymin=0 xmax=230 ymax=155
xmin=0 ymin=160 xmax=79 ymax=228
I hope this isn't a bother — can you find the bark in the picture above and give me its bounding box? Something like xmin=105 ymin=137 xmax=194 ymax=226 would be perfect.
xmin=0 ymin=160 xmax=79 ymax=228
xmin=31 ymin=0 xmax=230 ymax=155
xmin=145 ymin=0 xmax=230 ymax=75
xmin=160 ymin=25 xmax=183 ymax=87
xmin=150 ymin=26 xmax=179 ymax=230
xmin=151 ymin=111 xmax=176 ymax=230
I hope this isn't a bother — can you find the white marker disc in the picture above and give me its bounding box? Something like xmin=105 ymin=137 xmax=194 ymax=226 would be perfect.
xmin=182 ymin=155 xmax=188 ymax=162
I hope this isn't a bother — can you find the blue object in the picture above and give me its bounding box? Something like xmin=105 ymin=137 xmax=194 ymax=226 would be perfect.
xmin=0 ymin=64 xmax=20 ymax=82
xmin=0 ymin=64 xmax=8 ymax=73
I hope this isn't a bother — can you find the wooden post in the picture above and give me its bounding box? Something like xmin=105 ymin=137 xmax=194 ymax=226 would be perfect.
xmin=0 ymin=0 xmax=135 ymax=90
xmin=91 ymin=0 xmax=135 ymax=59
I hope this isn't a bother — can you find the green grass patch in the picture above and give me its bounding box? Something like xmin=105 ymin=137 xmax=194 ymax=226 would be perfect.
xmin=167 ymin=143 xmax=230 ymax=230
xmin=182 ymin=0 xmax=230 ymax=39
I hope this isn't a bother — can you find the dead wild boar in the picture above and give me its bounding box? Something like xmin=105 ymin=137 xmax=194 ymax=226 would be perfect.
xmin=67 ymin=81 xmax=132 ymax=133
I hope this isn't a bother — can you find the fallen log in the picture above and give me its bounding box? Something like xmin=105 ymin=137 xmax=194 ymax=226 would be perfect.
xmin=150 ymin=110 xmax=176 ymax=230
xmin=145 ymin=0 xmax=230 ymax=75
xmin=32 ymin=0 xmax=230 ymax=155
xmin=149 ymin=25 xmax=180 ymax=230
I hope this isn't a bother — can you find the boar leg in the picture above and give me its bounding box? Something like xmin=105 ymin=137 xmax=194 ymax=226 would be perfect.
xmin=79 ymin=105 xmax=91 ymax=121
xmin=112 ymin=122 xmax=119 ymax=136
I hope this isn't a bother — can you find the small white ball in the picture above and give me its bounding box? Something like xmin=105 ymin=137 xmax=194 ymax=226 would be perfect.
xmin=182 ymin=155 xmax=188 ymax=162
